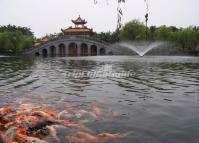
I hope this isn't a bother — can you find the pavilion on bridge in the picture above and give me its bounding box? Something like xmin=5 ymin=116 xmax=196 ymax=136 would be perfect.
xmin=33 ymin=16 xmax=107 ymax=57
xmin=61 ymin=15 xmax=94 ymax=37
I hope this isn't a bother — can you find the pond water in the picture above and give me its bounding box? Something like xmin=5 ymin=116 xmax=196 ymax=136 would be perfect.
xmin=0 ymin=56 xmax=199 ymax=143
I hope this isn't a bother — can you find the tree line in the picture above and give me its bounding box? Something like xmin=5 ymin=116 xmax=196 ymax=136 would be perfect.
xmin=1 ymin=20 xmax=199 ymax=55
xmin=0 ymin=25 xmax=34 ymax=55
xmin=96 ymin=20 xmax=199 ymax=54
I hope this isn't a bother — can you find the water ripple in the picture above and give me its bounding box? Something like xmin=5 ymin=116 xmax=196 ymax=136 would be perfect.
xmin=1 ymin=56 xmax=199 ymax=143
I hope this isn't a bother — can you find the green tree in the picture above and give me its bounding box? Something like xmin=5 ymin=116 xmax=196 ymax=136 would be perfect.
xmin=173 ymin=27 xmax=199 ymax=52
xmin=96 ymin=30 xmax=119 ymax=43
xmin=0 ymin=25 xmax=33 ymax=36
xmin=149 ymin=26 xmax=156 ymax=40
xmin=0 ymin=31 xmax=34 ymax=54
xmin=119 ymin=20 xmax=146 ymax=41
xmin=154 ymin=25 xmax=173 ymax=41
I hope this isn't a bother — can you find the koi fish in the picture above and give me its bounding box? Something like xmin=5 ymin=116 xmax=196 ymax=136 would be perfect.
xmin=31 ymin=111 xmax=55 ymax=120
xmin=91 ymin=104 xmax=102 ymax=117
xmin=2 ymin=128 xmax=16 ymax=143
xmin=0 ymin=107 xmax=12 ymax=115
xmin=15 ymin=134 xmax=49 ymax=143
xmin=65 ymin=131 xmax=100 ymax=143
xmin=0 ymin=132 xmax=4 ymax=143
xmin=97 ymin=132 xmax=127 ymax=139
xmin=27 ymin=120 xmax=54 ymax=134
xmin=46 ymin=125 xmax=59 ymax=142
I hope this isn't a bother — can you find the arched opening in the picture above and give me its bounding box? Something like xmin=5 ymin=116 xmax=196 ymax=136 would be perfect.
xmin=42 ymin=49 xmax=48 ymax=57
xmin=100 ymin=48 xmax=106 ymax=55
xmin=59 ymin=43 xmax=66 ymax=57
xmin=35 ymin=52 xmax=40 ymax=57
xmin=81 ymin=43 xmax=88 ymax=56
xmin=91 ymin=45 xmax=97 ymax=56
xmin=50 ymin=46 xmax=56 ymax=57
xmin=108 ymin=52 xmax=114 ymax=55
xmin=69 ymin=43 xmax=78 ymax=56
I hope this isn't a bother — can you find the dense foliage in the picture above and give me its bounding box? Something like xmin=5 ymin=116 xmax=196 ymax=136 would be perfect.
xmin=96 ymin=20 xmax=199 ymax=53
xmin=0 ymin=25 xmax=34 ymax=55
xmin=119 ymin=20 xmax=146 ymax=41
xmin=95 ymin=31 xmax=119 ymax=44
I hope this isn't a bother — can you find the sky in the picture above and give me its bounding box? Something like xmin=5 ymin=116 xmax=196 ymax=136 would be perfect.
xmin=0 ymin=0 xmax=199 ymax=37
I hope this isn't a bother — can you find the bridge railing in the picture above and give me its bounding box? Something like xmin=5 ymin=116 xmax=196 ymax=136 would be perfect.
xmin=52 ymin=35 xmax=111 ymax=46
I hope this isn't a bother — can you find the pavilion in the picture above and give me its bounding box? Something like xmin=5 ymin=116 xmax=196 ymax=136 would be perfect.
xmin=61 ymin=15 xmax=94 ymax=37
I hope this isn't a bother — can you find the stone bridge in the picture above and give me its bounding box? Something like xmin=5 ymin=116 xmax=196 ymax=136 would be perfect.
xmin=24 ymin=36 xmax=113 ymax=57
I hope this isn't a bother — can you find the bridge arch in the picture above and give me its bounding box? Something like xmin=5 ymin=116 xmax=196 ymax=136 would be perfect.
xmin=81 ymin=43 xmax=88 ymax=56
xmin=35 ymin=52 xmax=40 ymax=57
xmin=42 ymin=49 xmax=48 ymax=57
xmin=59 ymin=43 xmax=66 ymax=57
xmin=50 ymin=45 xmax=56 ymax=57
xmin=100 ymin=48 xmax=106 ymax=55
xmin=69 ymin=43 xmax=78 ymax=56
xmin=91 ymin=45 xmax=97 ymax=56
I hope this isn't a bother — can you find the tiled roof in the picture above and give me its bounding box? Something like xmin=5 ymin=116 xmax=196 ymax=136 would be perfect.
xmin=72 ymin=15 xmax=87 ymax=24
xmin=41 ymin=37 xmax=49 ymax=42
xmin=62 ymin=28 xmax=92 ymax=33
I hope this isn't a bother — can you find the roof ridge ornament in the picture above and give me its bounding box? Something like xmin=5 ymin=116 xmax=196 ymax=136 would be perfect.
xmin=72 ymin=15 xmax=87 ymax=25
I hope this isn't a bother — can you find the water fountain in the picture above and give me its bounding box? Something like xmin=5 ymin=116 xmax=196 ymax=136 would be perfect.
xmin=108 ymin=1 xmax=166 ymax=57
xmin=118 ymin=41 xmax=166 ymax=56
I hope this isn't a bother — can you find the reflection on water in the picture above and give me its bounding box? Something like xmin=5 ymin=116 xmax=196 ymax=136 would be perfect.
xmin=0 ymin=56 xmax=199 ymax=143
